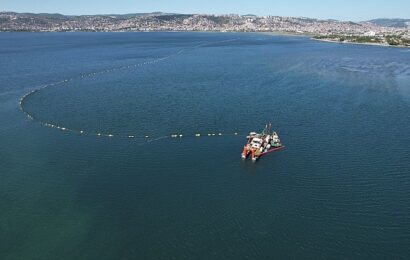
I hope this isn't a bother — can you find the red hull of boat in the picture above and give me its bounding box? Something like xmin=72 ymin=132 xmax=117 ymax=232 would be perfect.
xmin=260 ymin=146 xmax=285 ymax=157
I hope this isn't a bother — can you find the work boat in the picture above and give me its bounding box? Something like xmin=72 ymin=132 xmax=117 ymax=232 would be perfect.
xmin=241 ymin=123 xmax=284 ymax=162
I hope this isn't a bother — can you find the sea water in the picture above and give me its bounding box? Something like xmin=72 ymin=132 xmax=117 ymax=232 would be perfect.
xmin=0 ymin=32 xmax=409 ymax=259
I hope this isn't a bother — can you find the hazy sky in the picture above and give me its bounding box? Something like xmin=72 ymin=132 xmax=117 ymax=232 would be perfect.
xmin=1 ymin=0 xmax=409 ymax=21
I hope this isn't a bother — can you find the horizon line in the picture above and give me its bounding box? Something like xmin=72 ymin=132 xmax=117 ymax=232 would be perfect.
xmin=1 ymin=10 xmax=409 ymax=22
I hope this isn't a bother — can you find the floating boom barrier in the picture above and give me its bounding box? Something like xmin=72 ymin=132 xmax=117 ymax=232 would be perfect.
xmin=19 ymin=38 xmax=242 ymax=141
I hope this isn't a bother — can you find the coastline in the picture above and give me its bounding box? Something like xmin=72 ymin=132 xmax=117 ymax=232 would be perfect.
xmin=0 ymin=29 xmax=313 ymax=39
xmin=260 ymin=31 xmax=314 ymax=37
xmin=1 ymin=29 xmax=408 ymax=48
xmin=311 ymin=37 xmax=410 ymax=48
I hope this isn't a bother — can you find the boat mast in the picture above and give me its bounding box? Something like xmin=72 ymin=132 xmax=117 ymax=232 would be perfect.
xmin=262 ymin=123 xmax=272 ymax=135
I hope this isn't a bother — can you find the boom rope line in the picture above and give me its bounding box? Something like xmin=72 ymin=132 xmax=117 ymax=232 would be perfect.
xmin=19 ymin=38 xmax=244 ymax=140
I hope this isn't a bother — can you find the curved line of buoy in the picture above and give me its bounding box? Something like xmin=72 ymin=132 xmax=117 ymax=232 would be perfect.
xmin=19 ymin=38 xmax=243 ymax=141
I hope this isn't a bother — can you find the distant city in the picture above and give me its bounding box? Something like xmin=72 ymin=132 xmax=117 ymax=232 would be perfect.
xmin=1 ymin=12 xmax=409 ymax=46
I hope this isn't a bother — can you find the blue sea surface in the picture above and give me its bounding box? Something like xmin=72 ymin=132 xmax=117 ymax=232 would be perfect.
xmin=1 ymin=32 xmax=410 ymax=259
